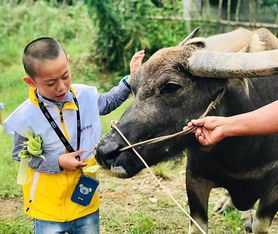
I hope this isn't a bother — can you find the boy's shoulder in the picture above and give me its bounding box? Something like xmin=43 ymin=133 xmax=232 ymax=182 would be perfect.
xmin=11 ymin=99 xmax=37 ymax=115
xmin=3 ymin=99 xmax=39 ymax=136
xmin=5 ymin=99 xmax=39 ymax=124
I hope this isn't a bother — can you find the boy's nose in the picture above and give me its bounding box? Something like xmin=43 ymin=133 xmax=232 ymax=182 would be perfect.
xmin=56 ymin=80 xmax=66 ymax=91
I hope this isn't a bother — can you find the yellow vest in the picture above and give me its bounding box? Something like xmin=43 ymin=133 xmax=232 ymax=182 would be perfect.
xmin=23 ymin=159 xmax=100 ymax=221
xmin=4 ymin=84 xmax=102 ymax=221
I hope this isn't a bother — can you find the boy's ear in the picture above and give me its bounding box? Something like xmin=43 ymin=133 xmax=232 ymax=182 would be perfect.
xmin=23 ymin=76 xmax=36 ymax=88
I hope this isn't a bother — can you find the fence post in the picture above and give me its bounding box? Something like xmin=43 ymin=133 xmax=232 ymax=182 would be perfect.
xmin=227 ymin=0 xmax=231 ymax=22
xmin=182 ymin=0 xmax=192 ymax=34
xmin=235 ymin=0 xmax=242 ymax=22
xmin=249 ymin=0 xmax=256 ymax=26
xmin=218 ymin=0 xmax=223 ymax=19
xmin=204 ymin=0 xmax=211 ymax=20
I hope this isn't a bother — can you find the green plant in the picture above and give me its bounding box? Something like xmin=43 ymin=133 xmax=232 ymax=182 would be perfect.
xmin=221 ymin=208 xmax=245 ymax=233
xmin=128 ymin=212 xmax=154 ymax=233
xmin=152 ymin=158 xmax=185 ymax=180
xmin=86 ymin=0 xmax=126 ymax=72
xmin=86 ymin=0 xmax=165 ymax=74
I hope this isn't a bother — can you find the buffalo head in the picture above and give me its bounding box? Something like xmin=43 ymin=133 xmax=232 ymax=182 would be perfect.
xmin=96 ymin=35 xmax=278 ymax=178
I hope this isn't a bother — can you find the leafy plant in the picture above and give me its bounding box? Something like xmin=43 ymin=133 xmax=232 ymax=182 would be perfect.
xmin=86 ymin=0 xmax=153 ymax=74
xmin=86 ymin=0 xmax=187 ymax=74
xmin=259 ymin=0 xmax=278 ymax=7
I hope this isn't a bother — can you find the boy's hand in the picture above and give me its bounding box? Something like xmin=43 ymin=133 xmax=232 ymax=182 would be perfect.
xmin=129 ymin=50 xmax=145 ymax=81
xmin=58 ymin=150 xmax=87 ymax=172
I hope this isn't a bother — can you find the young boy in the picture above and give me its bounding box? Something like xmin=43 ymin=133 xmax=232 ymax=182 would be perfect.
xmin=3 ymin=37 xmax=144 ymax=234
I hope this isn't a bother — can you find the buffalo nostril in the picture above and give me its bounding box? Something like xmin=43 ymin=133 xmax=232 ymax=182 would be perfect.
xmin=97 ymin=141 xmax=121 ymax=158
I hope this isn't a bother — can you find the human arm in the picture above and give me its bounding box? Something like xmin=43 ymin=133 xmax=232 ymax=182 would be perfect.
xmin=28 ymin=149 xmax=87 ymax=173
xmin=98 ymin=50 xmax=145 ymax=115
xmin=97 ymin=82 xmax=131 ymax=115
xmin=12 ymin=132 xmax=86 ymax=173
xmin=12 ymin=132 xmax=27 ymax=161
xmin=186 ymin=100 xmax=278 ymax=146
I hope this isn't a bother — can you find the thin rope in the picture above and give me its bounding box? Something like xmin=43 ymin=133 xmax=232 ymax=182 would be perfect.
xmin=111 ymin=122 xmax=207 ymax=234
xmin=120 ymin=87 xmax=227 ymax=151
xmin=110 ymin=87 xmax=227 ymax=233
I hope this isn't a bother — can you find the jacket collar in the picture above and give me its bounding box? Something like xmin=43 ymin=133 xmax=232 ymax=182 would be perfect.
xmin=29 ymin=86 xmax=78 ymax=110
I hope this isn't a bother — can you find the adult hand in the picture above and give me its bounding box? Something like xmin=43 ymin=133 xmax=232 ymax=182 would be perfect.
xmin=186 ymin=116 xmax=228 ymax=146
xmin=58 ymin=149 xmax=87 ymax=171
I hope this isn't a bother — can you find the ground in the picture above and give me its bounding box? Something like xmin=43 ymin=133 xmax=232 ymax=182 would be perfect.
xmin=1 ymin=162 xmax=278 ymax=233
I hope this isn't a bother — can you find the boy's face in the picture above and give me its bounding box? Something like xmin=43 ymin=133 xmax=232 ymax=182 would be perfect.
xmin=24 ymin=51 xmax=71 ymax=102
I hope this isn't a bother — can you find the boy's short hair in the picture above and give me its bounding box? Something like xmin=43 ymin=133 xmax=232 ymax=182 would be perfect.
xmin=22 ymin=37 xmax=65 ymax=78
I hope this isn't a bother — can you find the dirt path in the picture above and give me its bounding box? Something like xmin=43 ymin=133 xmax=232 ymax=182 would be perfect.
xmin=0 ymin=198 xmax=22 ymax=220
xmin=99 ymin=168 xmax=278 ymax=233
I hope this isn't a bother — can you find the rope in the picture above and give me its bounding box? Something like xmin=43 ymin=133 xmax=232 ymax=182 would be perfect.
xmin=111 ymin=122 xmax=207 ymax=234
xmin=120 ymin=87 xmax=227 ymax=151
xmin=109 ymin=87 xmax=227 ymax=233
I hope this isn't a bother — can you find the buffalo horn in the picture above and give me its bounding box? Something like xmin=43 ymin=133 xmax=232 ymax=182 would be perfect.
xmin=179 ymin=27 xmax=200 ymax=46
xmin=188 ymin=49 xmax=278 ymax=78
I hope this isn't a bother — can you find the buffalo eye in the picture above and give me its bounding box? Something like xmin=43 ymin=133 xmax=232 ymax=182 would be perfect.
xmin=161 ymin=82 xmax=181 ymax=94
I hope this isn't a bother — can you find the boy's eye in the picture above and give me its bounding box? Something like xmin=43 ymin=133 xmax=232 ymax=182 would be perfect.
xmin=47 ymin=83 xmax=55 ymax=87
xmin=62 ymin=76 xmax=68 ymax=80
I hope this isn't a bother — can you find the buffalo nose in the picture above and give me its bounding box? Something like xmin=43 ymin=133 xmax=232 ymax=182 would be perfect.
xmin=96 ymin=141 xmax=120 ymax=159
xmin=96 ymin=141 xmax=121 ymax=169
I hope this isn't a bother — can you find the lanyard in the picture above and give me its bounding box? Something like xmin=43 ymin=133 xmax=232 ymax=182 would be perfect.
xmin=36 ymin=91 xmax=81 ymax=153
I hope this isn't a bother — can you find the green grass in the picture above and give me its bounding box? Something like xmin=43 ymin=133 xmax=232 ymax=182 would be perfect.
xmin=221 ymin=209 xmax=244 ymax=233
xmin=0 ymin=213 xmax=32 ymax=234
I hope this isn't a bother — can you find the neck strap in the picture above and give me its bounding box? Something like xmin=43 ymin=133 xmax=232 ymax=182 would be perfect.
xmin=36 ymin=90 xmax=81 ymax=152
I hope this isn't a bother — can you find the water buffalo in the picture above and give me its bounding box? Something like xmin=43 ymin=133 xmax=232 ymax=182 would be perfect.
xmin=96 ymin=31 xmax=278 ymax=233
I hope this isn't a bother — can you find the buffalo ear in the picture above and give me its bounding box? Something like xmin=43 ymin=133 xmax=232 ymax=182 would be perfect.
xmin=184 ymin=38 xmax=206 ymax=48
xmin=179 ymin=27 xmax=201 ymax=46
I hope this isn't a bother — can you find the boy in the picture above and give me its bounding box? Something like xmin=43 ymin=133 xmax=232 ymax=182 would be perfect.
xmin=3 ymin=37 xmax=144 ymax=234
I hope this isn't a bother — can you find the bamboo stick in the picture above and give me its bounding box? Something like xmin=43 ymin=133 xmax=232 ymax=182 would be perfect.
xmin=227 ymin=0 xmax=231 ymax=22
xmin=218 ymin=0 xmax=223 ymax=19
xmin=235 ymin=0 xmax=242 ymax=22
xmin=249 ymin=0 xmax=256 ymax=25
